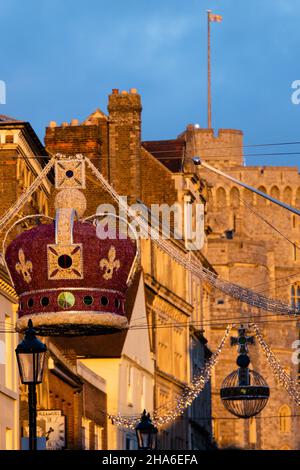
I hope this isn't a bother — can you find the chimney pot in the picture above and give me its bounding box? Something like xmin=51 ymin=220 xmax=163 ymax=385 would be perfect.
xmin=61 ymin=122 xmax=69 ymax=127
xmin=71 ymin=119 xmax=79 ymax=126
xmin=49 ymin=121 xmax=57 ymax=128
xmin=121 ymin=90 xmax=128 ymax=95
xmin=112 ymin=88 xmax=119 ymax=94
xmin=130 ymin=88 xmax=137 ymax=94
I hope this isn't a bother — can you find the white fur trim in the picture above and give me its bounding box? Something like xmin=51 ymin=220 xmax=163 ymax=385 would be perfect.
xmin=16 ymin=311 xmax=128 ymax=333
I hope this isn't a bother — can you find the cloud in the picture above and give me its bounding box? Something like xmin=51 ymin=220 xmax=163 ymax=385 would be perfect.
xmin=144 ymin=16 xmax=191 ymax=46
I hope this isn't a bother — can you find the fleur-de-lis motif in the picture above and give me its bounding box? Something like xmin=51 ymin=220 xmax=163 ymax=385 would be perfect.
xmin=99 ymin=246 xmax=120 ymax=280
xmin=15 ymin=248 xmax=33 ymax=283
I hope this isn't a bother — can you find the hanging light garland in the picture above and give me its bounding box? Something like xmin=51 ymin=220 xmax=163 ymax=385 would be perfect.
xmin=0 ymin=156 xmax=56 ymax=234
xmin=86 ymin=157 xmax=300 ymax=317
xmin=0 ymin=153 xmax=298 ymax=317
xmin=2 ymin=154 xmax=300 ymax=424
xmin=108 ymin=325 xmax=232 ymax=429
xmin=252 ymin=323 xmax=300 ymax=406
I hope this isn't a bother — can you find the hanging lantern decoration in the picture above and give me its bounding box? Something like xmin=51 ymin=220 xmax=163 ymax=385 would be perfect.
xmin=4 ymin=154 xmax=138 ymax=336
xmin=220 ymin=325 xmax=270 ymax=419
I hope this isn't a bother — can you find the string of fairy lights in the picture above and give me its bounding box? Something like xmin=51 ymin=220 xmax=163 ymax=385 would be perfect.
xmin=108 ymin=325 xmax=232 ymax=429
xmin=253 ymin=323 xmax=300 ymax=406
xmin=0 ymin=156 xmax=56 ymax=234
xmin=107 ymin=323 xmax=300 ymax=430
xmin=86 ymin=156 xmax=300 ymax=316
xmin=1 ymin=153 xmax=300 ymax=429
xmin=0 ymin=152 xmax=298 ymax=317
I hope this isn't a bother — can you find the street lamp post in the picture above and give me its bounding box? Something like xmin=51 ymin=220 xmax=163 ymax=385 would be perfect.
xmin=135 ymin=410 xmax=158 ymax=450
xmin=15 ymin=319 xmax=47 ymax=451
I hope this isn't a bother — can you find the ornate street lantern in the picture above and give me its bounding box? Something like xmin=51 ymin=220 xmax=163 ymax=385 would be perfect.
xmin=135 ymin=410 xmax=158 ymax=450
xmin=15 ymin=319 xmax=47 ymax=450
xmin=15 ymin=319 xmax=47 ymax=384
xmin=220 ymin=325 xmax=270 ymax=419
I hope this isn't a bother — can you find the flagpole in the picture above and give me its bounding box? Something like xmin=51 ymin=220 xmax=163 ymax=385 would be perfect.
xmin=207 ymin=10 xmax=212 ymax=129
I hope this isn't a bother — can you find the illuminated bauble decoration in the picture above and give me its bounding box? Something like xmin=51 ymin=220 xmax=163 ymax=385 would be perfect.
xmin=220 ymin=368 xmax=270 ymax=418
xmin=220 ymin=325 xmax=270 ymax=418
xmin=5 ymin=155 xmax=138 ymax=336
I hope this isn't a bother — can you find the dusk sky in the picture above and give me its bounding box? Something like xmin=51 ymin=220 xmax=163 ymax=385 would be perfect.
xmin=1 ymin=0 xmax=300 ymax=167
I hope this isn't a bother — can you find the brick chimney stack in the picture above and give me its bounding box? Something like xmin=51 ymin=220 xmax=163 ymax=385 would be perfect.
xmin=107 ymin=88 xmax=142 ymax=202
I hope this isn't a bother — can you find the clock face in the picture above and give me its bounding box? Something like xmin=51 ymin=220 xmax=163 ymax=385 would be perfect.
xmin=37 ymin=410 xmax=66 ymax=450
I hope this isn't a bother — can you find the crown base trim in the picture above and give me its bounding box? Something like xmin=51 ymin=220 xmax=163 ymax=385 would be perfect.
xmin=16 ymin=311 xmax=128 ymax=337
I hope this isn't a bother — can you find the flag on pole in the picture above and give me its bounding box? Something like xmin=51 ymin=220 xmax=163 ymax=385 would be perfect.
xmin=209 ymin=13 xmax=223 ymax=23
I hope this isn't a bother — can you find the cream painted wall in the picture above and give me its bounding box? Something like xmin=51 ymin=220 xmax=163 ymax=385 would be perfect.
xmin=80 ymin=358 xmax=120 ymax=449
xmin=0 ymin=294 xmax=19 ymax=450
xmin=122 ymin=272 xmax=154 ymax=375
xmin=81 ymin=273 xmax=154 ymax=450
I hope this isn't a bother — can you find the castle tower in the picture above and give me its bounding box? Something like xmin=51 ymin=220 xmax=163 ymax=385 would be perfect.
xmin=181 ymin=125 xmax=244 ymax=168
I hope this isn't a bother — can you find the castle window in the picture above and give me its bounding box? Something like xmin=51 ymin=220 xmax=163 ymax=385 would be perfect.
xmin=270 ymin=185 xmax=280 ymax=200
xmin=283 ymin=186 xmax=293 ymax=205
xmin=230 ymin=187 xmax=240 ymax=208
xmin=243 ymin=188 xmax=253 ymax=205
xmin=296 ymin=187 xmax=300 ymax=207
xmin=257 ymin=186 xmax=267 ymax=206
xmin=290 ymin=284 xmax=300 ymax=309
xmin=279 ymin=405 xmax=291 ymax=433
xmin=27 ymin=298 xmax=34 ymax=308
xmin=216 ymin=187 xmax=226 ymax=208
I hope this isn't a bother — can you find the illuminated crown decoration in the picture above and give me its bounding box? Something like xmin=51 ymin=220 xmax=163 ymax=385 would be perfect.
xmin=5 ymin=154 xmax=138 ymax=336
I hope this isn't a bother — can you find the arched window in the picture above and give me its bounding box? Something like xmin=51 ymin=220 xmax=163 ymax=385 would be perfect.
xmin=230 ymin=187 xmax=240 ymax=208
xmin=270 ymin=185 xmax=280 ymax=200
xmin=216 ymin=187 xmax=226 ymax=208
xmin=257 ymin=186 xmax=267 ymax=206
xmin=296 ymin=187 xmax=300 ymax=207
xmin=290 ymin=283 xmax=300 ymax=308
xmin=279 ymin=405 xmax=291 ymax=433
xmin=243 ymin=188 xmax=253 ymax=205
xmin=283 ymin=186 xmax=293 ymax=205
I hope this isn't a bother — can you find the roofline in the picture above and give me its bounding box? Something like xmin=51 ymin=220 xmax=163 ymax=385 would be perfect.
xmin=0 ymin=120 xmax=49 ymax=167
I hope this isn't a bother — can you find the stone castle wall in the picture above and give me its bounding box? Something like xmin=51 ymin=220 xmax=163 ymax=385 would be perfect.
xmin=184 ymin=127 xmax=300 ymax=450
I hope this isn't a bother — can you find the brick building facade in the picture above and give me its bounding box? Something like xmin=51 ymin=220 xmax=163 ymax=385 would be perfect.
xmin=0 ymin=116 xmax=108 ymax=450
xmin=43 ymin=89 xmax=214 ymax=450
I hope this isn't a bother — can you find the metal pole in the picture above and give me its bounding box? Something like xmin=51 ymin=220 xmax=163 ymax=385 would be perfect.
xmin=28 ymin=383 xmax=37 ymax=451
xmin=207 ymin=10 xmax=212 ymax=129
xmin=199 ymin=160 xmax=300 ymax=216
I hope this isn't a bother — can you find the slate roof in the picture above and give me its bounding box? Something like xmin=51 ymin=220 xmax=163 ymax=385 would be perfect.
xmin=142 ymin=139 xmax=186 ymax=173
